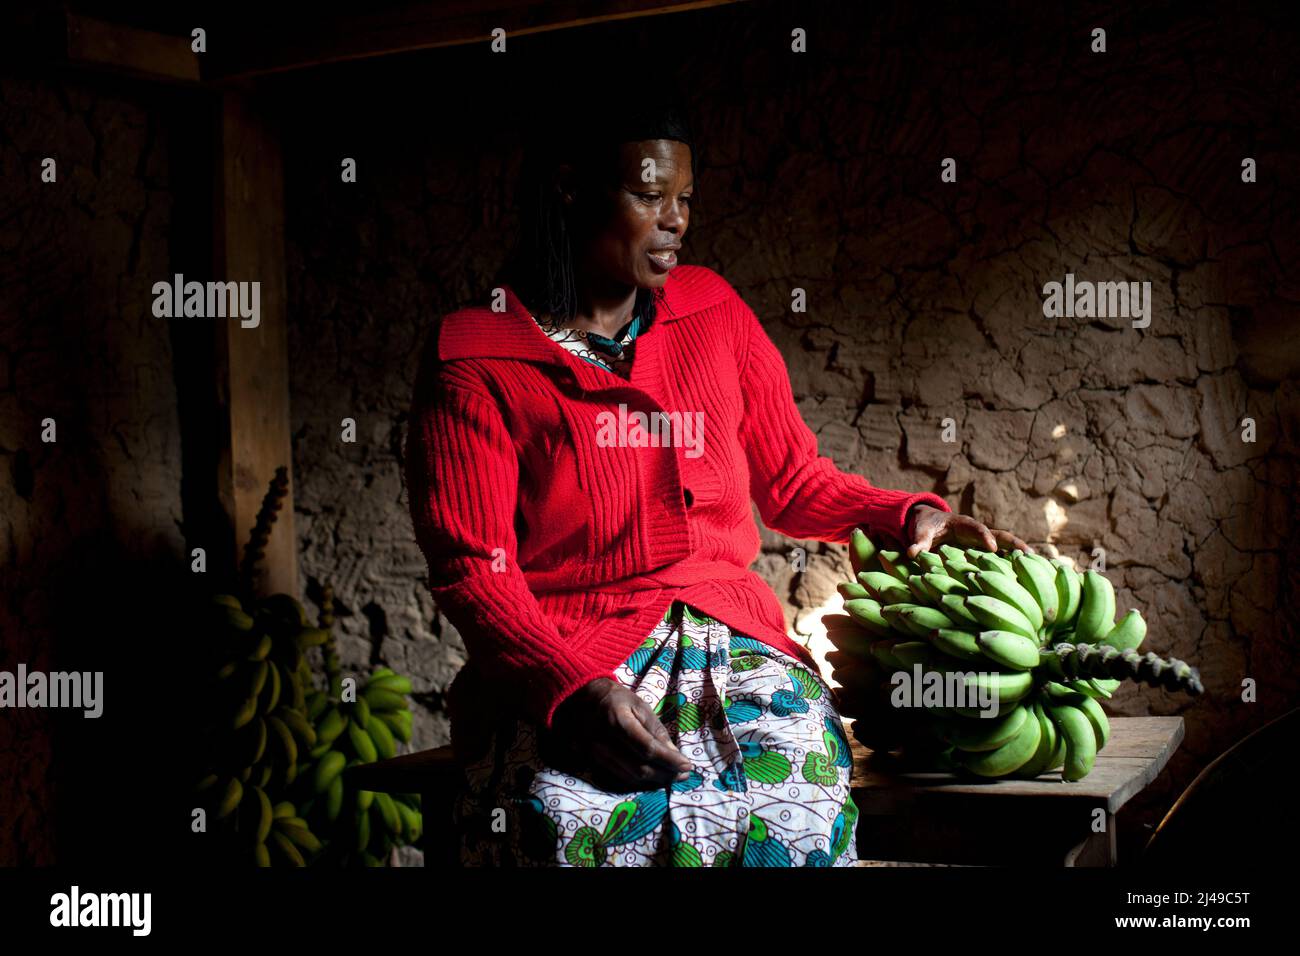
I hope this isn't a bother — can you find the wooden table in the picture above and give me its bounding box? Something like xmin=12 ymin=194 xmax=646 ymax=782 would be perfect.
xmin=349 ymin=716 xmax=1183 ymax=867
xmin=849 ymin=716 xmax=1184 ymax=866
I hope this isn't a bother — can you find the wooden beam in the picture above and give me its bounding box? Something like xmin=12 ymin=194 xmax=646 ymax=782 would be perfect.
xmin=62 ymin=11 xmax=201 ymax=84
xmin=204 ymin=0 xmax=749 ymax=80
xmin=212 ymin=91 xmax=299 ymax=600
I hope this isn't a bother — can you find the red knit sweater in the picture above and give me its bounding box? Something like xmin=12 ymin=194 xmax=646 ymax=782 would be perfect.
xmin=405 ymin=265 xmax=950 ymax=750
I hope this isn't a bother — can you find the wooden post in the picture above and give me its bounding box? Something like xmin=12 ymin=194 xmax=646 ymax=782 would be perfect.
xmin=212 ymin=90 xmax=298 ymax=599
xmin=61 ymin=11 xmax=202 ymax=84
xmin=202 ymin=0 xmax=748 ymax=79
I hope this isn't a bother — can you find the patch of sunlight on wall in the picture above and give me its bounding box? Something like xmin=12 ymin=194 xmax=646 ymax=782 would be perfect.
xmin=1043 ymin=421 xmax=1071 ymax=553
xmin=792 ymin=595 xmax=844 ymax=689
xmin=1044 ymin=497 xmax=1069 ymax=547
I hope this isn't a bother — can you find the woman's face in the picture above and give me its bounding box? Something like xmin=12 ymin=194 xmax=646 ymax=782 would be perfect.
xmin=567 ymin=139 xmax=693 ymax=291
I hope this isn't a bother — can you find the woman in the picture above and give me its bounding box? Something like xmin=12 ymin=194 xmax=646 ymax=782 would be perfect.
xmin=405 ymin=100 xmax=1031 ymax=866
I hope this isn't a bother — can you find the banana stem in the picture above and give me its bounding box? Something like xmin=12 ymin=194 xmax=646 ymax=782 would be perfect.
xmin=239 ymin=466 xmax=291 ymax=590
xmin=1044 ymin=643 xmax=1204 ymax=695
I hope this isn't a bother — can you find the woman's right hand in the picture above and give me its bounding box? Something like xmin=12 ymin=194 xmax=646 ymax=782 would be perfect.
xmin=548 ymin=677 xmax=694 ymax=791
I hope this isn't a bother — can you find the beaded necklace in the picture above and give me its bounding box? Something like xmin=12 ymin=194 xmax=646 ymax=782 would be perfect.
xmin=533 ymin=303 xmax=646 ymax=373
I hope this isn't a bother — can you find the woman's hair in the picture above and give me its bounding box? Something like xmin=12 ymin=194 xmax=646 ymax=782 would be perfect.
xmin=494 ymin=86 xmax=700 ymax=327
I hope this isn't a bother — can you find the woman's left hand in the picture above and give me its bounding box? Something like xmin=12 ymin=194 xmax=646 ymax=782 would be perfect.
xmin=903 ymin=503 xmax=1033 ymax=560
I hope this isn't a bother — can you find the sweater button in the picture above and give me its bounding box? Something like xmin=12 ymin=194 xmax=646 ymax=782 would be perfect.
xmin=683 ymin=488 xmax=694 ymax=508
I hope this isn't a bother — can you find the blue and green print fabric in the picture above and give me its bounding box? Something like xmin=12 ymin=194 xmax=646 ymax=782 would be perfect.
xmin=452 ymin=600 xmax=859 ymax=866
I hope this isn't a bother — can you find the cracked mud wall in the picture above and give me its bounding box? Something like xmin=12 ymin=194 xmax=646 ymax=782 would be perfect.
xmin=278 ymin=0 xmax=1298 ymax=858
xmin=0 ymin=71 xmax=197 ymax=863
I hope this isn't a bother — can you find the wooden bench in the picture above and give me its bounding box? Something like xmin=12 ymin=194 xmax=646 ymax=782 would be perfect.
xmin=848 ymin=715 xmax=1184 ymax=866
xmin=346 ymin=746 xmax=463 ymax=866
xmin=346 ymin=716 xmax=1183 ymax=866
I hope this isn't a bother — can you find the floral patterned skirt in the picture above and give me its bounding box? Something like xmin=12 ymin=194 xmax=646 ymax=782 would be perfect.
xmin=452 ymin=600 xmax=859 ymax=867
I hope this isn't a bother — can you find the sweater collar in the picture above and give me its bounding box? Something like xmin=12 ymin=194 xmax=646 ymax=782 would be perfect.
xmin=437 ymin=264 xmax=726 ymax=364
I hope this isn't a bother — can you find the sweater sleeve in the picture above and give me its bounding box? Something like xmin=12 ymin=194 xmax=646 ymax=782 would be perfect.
xmin=735 ymin=294 xmax=951 ymax=547
xmin=405 ymin=360 xmax=614 ymax=730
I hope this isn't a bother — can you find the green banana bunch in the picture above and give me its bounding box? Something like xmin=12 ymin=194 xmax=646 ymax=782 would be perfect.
xmin=938 ymin=704 xmax=1028 ymax=752
xmin=275 ymin=707 xmax=317 ymax=749
xmin=325 ymin=775 xmax=345 ymax=822
xmin=1011 ymin=702 xmax=1058 ymax=779
xmin=927 ymin=627 xmax=984 ymax=663
xmin=312 ymin=750 xmax=347 ymax=794
xmin=1075 ymin=570 xmax=1116 ymax=644
xmin=838 ymin=580 xmax=871 ymax=602
xmin=939 ymin=544 xmax=979 ymax=576
xmin=346 ymin=714 xmax=379 ymax=763
xmin=239 ymin=784 xmax=274 ymax=846
xmin=880 ymin=603 xmax=953 ymax=638
xmin=858 ymin=572 xmax=911 ymax=605
xmin=1100 ymin=609 xmax=1147 ymax=651
xmin=826 ymin=611 xmax=878 ymax=654
xmin=1052 ymin=558 xmax=1082 ymax=626
xmin=843 ymin=599 xmax=893 ymax=637
xmin=377 ymin=712 xmax=410 ymax=749
xmin=1011 ymin=552 xmax=1059 ymax=630
xmin=393 ymin=794 xmax=423 ymax=844
xmin=956 ymin=703 xmax=1042 ymax=777
xmin=825 ymin=528 xmax=1204 ymax=781
xmin=365 ymin=715 xmax=398 ymax=760
xmin=913 ymin=551 xmax=944 ymax=574
xmin=922 ymin=571 xmax=970 ymax=599
xmin=948 ymin=668 xmax=1036 ymax=705
xmin=313 ymin=706 xmax=348 ymax=752
xmin=362 ymin=688 xmax=408 ymax=713
xmin=373 ymin=792 xmax=402 ymax=836
xmin=200 ymin=492 xmax=361 ymax=866
xmin=976 ymin=630 xmax=1040 ymax=671
xmin=968 ymin=570 xmax=1044 ymax=634
xmin=195 ymin=590 xmax=333 ymax=865
xmin=215 ymin=776 xmax=243 ymax=819
xmin=274 ymin=814 xmax=323 ymax=859
xmin=268 ymin=828 xmax=306 ymax=867
xmin=939 ymin=594 xmax=980 ymax=628
xmin=306 ymin=690 xmax=330 ymax=722
xmin=963 ymin=594 xmax=1038 ymax=642
xmin=849 ymin=528 xmax=878 ymax=575
xmin=291 ymin=664 xmax=422 ymax=867
xmin=1043 ymin=696 xmax=1099 ymax=782
xmin=876 ymin=550 xmax=917 ymax=583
